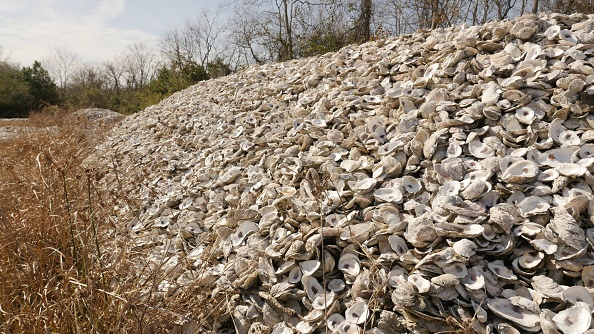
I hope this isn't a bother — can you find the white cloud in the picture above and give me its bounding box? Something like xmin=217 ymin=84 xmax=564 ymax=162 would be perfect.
xmin=89 ymin=0 xmax=127 ymax=22
xmin=0 ymin=0 xmax=37 ymax=12
xmin=0 ymin=0 xmax=157 ymax=65
xmin=0 ymin=0 xmax=227 ymax=66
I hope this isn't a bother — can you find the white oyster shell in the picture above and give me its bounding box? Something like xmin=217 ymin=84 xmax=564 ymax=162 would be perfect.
xmin=232 ymin=221 xmax=259 ymax=246
xmin=408 ymin=273 xmax=431 ymax=293
xmin=452 ymin=239 xmax=478 ymax=258
xmin=501 ymin=159 xmax=539 ymax=184
xmin=487 ymin=298 xmax=540 ymax=328
xmin=345 ymin=300 xmax=370 ymax=325
xmin=338 ymin=253 xmax=361 ymax=277
xmin=300 ymin=260 xmax=320 ymax=277
xmin=373 ymin=187 xmax=403 ymax=203
xmin=552 ymin=302 xmax=591 ymax=334
xmin=517 ymin=196 xmax=550 ymax=217
xmin=468 ymin=139 xmax=495 ymax=158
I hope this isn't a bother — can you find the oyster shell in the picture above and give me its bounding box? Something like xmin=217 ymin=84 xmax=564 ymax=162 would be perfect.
xmin=87 ymin=12 xmax=594 ymax=333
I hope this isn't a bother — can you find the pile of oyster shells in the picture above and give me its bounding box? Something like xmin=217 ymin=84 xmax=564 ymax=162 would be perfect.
xmin=69 ymin=108 xmax=123 ymax=124
xmin=92 ymin=12 xmax=594 ymax=333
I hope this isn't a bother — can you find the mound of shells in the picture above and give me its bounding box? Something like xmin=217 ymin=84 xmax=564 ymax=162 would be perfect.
xmin=92 ymin=12 xmax=594 ymax=334
xmin=69 ymin=108 xmax=124 ymax=124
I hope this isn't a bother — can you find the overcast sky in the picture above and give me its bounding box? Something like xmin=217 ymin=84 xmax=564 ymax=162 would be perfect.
xmin=0 ymin=0 xmax=227 ymax=66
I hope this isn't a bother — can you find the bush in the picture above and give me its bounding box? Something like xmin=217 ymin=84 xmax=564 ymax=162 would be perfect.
xmin=0 ymin=63 xmax=33 ymax=117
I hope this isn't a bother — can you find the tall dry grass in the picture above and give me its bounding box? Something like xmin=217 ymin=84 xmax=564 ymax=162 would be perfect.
xmin=0 ymin=111 xmax=227 ymax=333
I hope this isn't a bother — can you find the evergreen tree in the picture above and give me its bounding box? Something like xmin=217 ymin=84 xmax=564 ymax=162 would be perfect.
xmin=0 ymin=63 xmax=32 ymax=117
xmin=21 ymin=61 xmax=60 ymax=109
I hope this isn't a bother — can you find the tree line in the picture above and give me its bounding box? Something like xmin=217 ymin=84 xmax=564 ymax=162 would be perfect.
xmin=0 ymin=0 xmax=590 ymax=117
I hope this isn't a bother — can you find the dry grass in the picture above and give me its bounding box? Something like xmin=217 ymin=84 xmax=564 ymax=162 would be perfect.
xmin=0 ymin=110 xmax=226 ymax=333
xmin=0 ymin=119 xmax=30 ymax=127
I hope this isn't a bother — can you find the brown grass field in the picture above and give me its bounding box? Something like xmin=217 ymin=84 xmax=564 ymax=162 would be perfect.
xmin=0 ymin=111 xmax=226 ymax=333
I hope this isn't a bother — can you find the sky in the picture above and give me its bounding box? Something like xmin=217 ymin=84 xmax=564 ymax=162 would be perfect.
xmin=0 ymin=0 xmax=227 ymax=66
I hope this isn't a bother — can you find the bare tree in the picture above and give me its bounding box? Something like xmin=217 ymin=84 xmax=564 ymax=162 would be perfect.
xmin=237 ymin=0 xmax=284 ymax=62
xmin=229 ymin=0 xmax=344 ymax=63
xmin=495 ymin=0 xmax=517 ymax=19
xmin=103 ymin=56 xmax=126 ymax=94
xmin=160 ymin=9 xmax=224 ymax=71
xmin=162 ymin=25 xmax=186 ymax=68
xmin=123 ymin=42 xmax=159 ymax=89
xmin=375 ymin=0 xmax=523 ymax=36
xmin=291 ymin=0 xmax=353 ymax=57
xmin=71 ymin=63 xmax=105 ymax=90
xmin=403 ymin=0 xmax=472 ymax=29
xmin=229 ymin=4 xmax=270 ymax=64
xmin=228 ymin=15 xmax=258 ymax=64
xmin=189 ymin=11 xmax=223 ymax=67
xmin=44 ymin=46 xmax=80 ymax=98
xmin=532 ymin=0 xmax=540 ymax=12
xmin=538 ymin=0 xmax=594 ymax=14
xmin=374 ymin=0 xmax=406 ymax=35
xmin=280 ymin=0 xmax=294 ymax=60
xmin=356 ymin=0 xmax=373 ymax=42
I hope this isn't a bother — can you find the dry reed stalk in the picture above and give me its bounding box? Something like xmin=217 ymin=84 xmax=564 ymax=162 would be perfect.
xmin=0 ymin=110 xmax=226 ymax=333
